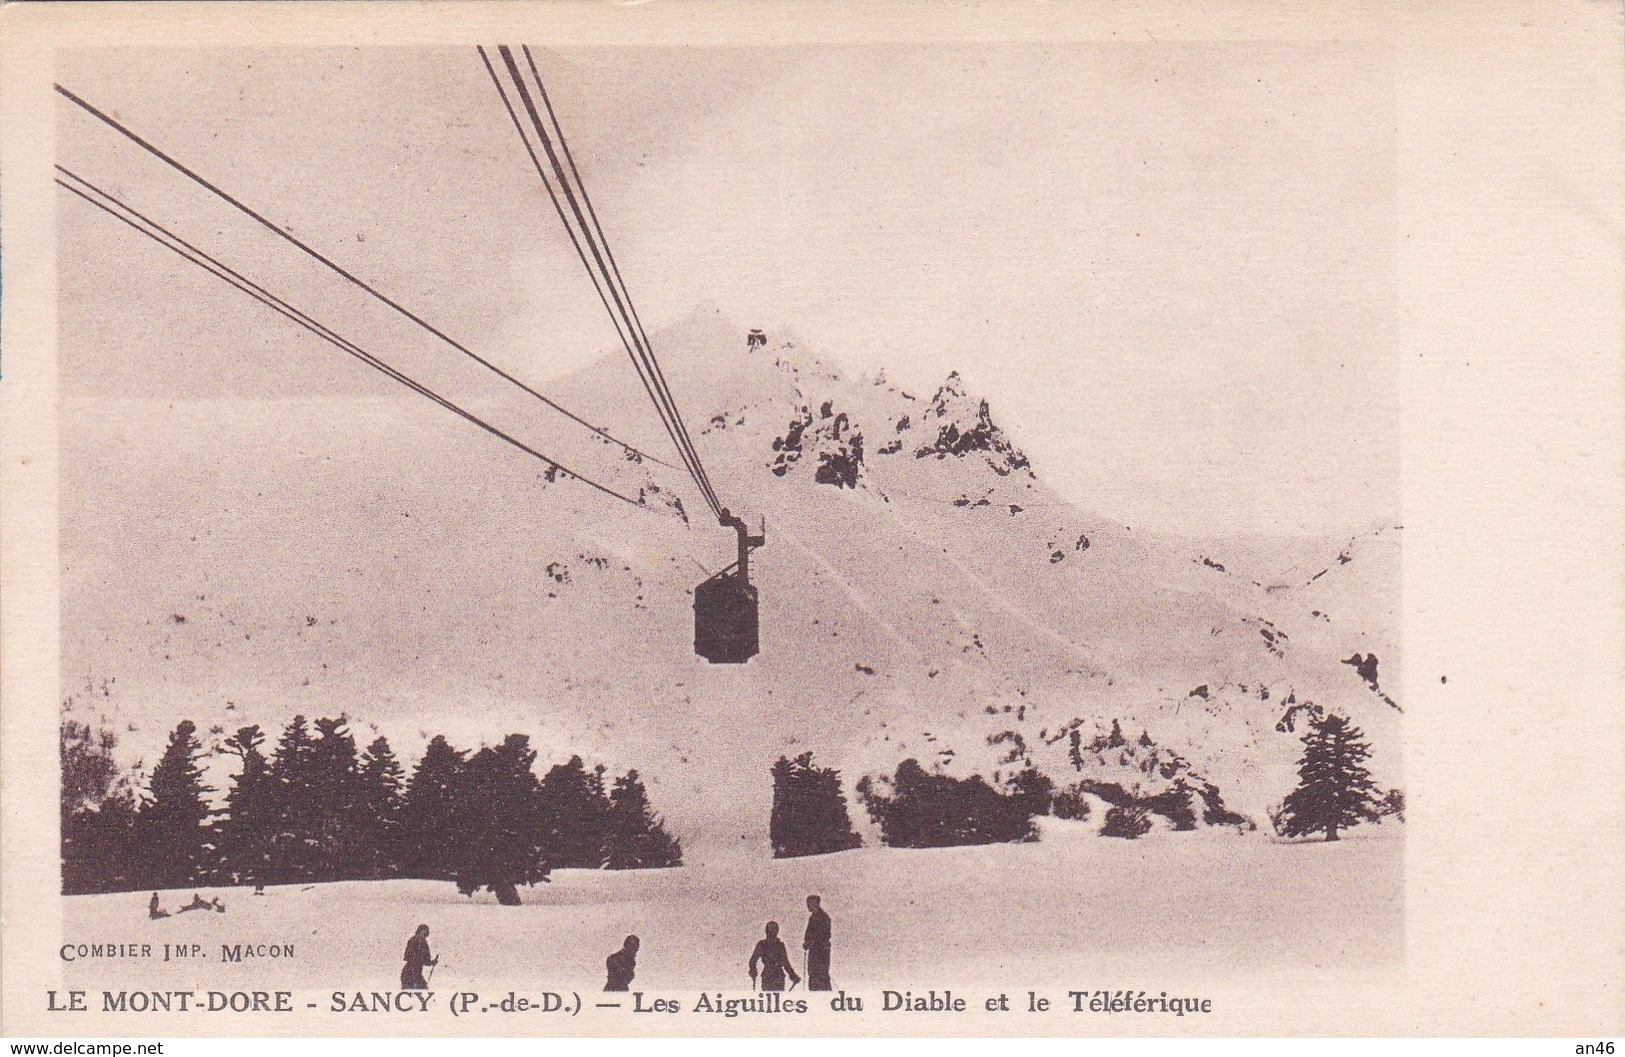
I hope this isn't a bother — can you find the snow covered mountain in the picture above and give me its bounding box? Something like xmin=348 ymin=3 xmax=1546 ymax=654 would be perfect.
xmin=61 ymin=307 xmax=1401 ymax=856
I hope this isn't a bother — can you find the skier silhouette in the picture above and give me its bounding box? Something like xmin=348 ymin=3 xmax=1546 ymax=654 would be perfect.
xmin=748 ymin=922 xmax=800 ymax=992
xmin=605 ymin=935 xmax=639 ymax=992
xmin=401 ymin=925 xmax=437 ymax=990
xmin=802 ymin=895 xmax=832 ymax=991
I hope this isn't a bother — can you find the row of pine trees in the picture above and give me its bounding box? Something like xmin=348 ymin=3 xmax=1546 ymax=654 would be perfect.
xmin=61 ymin=713 xmax=681 ymax=898
xmin=63 ymin=705 xmax=1398 ymax=893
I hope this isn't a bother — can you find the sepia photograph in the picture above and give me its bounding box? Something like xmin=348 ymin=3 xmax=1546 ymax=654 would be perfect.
xmin=2 ymin=0 xmax=1619 ymax=1043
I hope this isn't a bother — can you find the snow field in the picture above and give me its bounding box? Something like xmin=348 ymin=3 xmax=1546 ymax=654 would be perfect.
xmin=61 ymin=827 xmax=1401 ymax=994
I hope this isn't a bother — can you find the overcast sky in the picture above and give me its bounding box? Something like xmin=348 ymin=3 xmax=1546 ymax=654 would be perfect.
xmin=57 ymin=42 xmax=1397 ymax=536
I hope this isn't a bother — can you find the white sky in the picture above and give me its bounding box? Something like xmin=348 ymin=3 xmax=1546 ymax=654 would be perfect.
xmin=56 ymin=43 xmax=1397 ymax=536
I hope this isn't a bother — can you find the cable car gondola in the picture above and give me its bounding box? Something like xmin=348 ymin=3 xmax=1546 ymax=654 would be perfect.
xmin=694 ymin=510 xmax=765 ymax=664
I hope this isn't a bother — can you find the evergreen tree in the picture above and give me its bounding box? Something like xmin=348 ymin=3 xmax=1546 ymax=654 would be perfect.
xmin=453 ymin=734 xmax=549 ymax=903
xmin=1100 ymin=802 xmax=1153 ymax=839
xmin=1376 ymin=788 xmax=1405 ymax=823
xmin=398 ymin=735 xmax=469 ymax=879
xmin=603 ymin=770 xmax=683 ymax=869
xmin=1144 ymin=784 xmax=1197 ymax=831
xmin=769 ymin=752 xmax=862 ymax=859
xmin=60 ymin=717 xmax=142 ymax=894
xmin=1277 ymin=711 xmax=1381 ymax=841
xmin=356 ymin=736 xmax=406 ymax=878
xmin=266 ymin=715 xmax=321 ymax=881
xmin=139 ymin=720 xmax=212 ymax=887
xmin=218 ymin=725 xmax=273 ymax=886
xmin=857 ymin=758 xmax=1043 ymax=848
xmin=1050 ymin=786 xmax=1092 ymax=820
xmin=1006 ymin=765 xmax=1055 ymax=820
xmin=536 ymin=755 xmax=612 ymax=868
xmin=309 ymin=716 xmax=363 ymax=879
xmin=62 ymin=718 xmax=129 ymax=817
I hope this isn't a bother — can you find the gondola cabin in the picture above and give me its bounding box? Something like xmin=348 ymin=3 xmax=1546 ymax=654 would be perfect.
xmin=694 ymin=567 xmax=758 ymax=663
xmin=694 ymin=510 xmax=765 ymax=664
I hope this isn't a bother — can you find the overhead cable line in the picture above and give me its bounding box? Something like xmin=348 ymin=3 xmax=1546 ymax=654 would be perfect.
xmin=480 ymin=45 xmax=725 ymax=520
xmin=475 ymin=47 xmax=717 ymax=516
xmin=52 ymin=82 xmax=674 ymax=472
xmin=521 ymin=45 xmax=725 ymax=513
xmin=56 ymin=166 xmax=669 ymax=517
xmin=485 ymin=45 xmax=722 ymax=517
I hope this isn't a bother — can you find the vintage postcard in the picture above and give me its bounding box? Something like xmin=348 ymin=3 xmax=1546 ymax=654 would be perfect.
xmin=2 ymin=0 xmax=1620 ymax=1041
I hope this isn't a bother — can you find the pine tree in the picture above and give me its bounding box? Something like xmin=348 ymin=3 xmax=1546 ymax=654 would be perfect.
xmin=1006 ymin=765 xmax=1054 ymax=820
xmin=1144 ymin=784 xmax=1197 ymax=831
xmin=453 ymin=734 xmax=549 ymax=902
xmin=1100 ymin=802 xmax=1153 ymax=839
xmin=309 ymin=716 xmax=363 ymax=879
xmin=60 ymin=717 xmax=142 ymax=894
xmin=139 ymin=720 xmax=213 ymax=887
xmin=1051 ymin=785 xmax=1092 ymax=821
xmin=398 ymin=735 xmax=469 ymax=879
xmin=356 ymin=736 xmax=406 ymax=878
xmin=603 ymin=770 xmax=683 ymax=869
xmin=1277 ymin=711 xmax=1381 ymax=841
xmin=536 ymin=755 xmax=612 ymax=868
xmin=769 ymin=753 xmax=862 ymax=858
xmin=219 ymin=725 xmax=273 ymax=886
xmin=266 ymin=715 xmax=321 ymax=881
xmin=857 ymin=758 xmax=1043 ymax=848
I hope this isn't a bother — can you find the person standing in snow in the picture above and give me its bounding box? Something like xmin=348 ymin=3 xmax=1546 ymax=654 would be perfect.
xmin=748 ymin=922 xmax=801 ymax=992
xmin=802 ymin=895 xmax=832 ymax=991
xmin=604 ymin=935 xmax=639 ymax=991
xmin=401 ymin=925 xmax=437 ymax=990
xmin=148 ymin=892 xmax=167 ymax=919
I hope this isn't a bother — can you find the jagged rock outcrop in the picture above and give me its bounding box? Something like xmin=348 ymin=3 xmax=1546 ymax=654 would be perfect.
xmin=1051 ymin=720 xmax=1249 ymax=830
xmin=910 ymin=372 xmax=1032 ymax=477
xmin=769 ymin=400 xmax=865 ymax=488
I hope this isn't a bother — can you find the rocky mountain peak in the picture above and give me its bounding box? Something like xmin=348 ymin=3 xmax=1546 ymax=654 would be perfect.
xmin=912 ymin=371 xmax=1031 ymax=477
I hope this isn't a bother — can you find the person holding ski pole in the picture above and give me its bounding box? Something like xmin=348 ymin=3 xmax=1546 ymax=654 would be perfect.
xmin=401 ymin=924 xmax=438 ymax=990
xmin=748 ymin=921 xmax=801 ymax=992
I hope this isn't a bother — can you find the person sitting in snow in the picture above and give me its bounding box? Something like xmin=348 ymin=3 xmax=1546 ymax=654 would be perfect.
xmin=748 ymin=922 xmax=800 ymax=992
xmin=178 ymin=892 xmax=211 ymax=913
xmin=604 ymin=935 xmax=639 ymax=992
xmin=401 ymin=925 xmax=437 ymax=990
xmin=148 ymin=892 xmax=168 ymax=919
